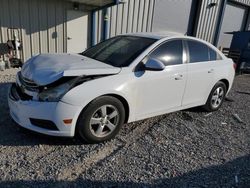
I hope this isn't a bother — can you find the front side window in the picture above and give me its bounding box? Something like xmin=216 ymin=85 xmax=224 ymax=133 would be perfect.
xmin=149 ymin=40 xmax=183 ymax=66
xmin=82 ymin=36 xmax=156 ymax=67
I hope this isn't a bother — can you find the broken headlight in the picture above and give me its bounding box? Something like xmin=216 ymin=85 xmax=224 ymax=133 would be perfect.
xmin=38 ymin=77 xmax=78 ymax=102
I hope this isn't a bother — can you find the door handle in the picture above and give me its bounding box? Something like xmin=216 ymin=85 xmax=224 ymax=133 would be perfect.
xmin=67 ymin=37 xmax=72 ymax=40
xmin=174 ymin=74 xmax=183 ymax=80
xmin=208 ymin=69 xmax=214 ymax=73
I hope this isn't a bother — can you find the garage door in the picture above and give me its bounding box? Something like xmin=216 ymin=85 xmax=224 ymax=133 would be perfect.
xmin=152 ymin=0 xmax=194 ymax=34
xmin=218 ymin=3 xmax=248 ymax=48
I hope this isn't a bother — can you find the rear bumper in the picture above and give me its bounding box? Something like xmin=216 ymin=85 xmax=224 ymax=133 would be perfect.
xmin=8 ymin=84 xmax=82 ymax=137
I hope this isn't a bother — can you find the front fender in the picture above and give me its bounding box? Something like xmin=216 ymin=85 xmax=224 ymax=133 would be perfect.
xmin=61 ymin=74 xmax=136 ymax=122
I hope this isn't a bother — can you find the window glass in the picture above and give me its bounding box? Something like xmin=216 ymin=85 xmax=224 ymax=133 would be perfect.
xmin=82 ymin=36 xmax=156 ymax=67
xmin=149 ymin=40 xmax=183 ymax=66
xmin=209 ymin=47 xmax=222 ymax=61
xmin=187 ymin=40 xmax=209 ymax=63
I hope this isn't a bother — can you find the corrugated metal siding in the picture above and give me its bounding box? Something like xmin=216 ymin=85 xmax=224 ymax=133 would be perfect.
xmin=1 ymin=0 xmax=249 ymax=62
xmin=95 ymin=0 xmax=249 ymax=46
xmin=93 ymin=0 xmax=155 ymax=44
xmin=195 ymin=0 xmax=250 ymax=43
xmin=195 ymin=0 xmax=221 ymax=43
xmin=152 ymin=0 xmax=194 ymax=34
xmin=0 ymin=0 xmax=73 ymax=62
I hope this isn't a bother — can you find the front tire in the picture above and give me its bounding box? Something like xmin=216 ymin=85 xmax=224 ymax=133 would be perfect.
xmin=76 ymin=96 xmax=125 ymax=143
xmin=203 ymin=81 xmax=227 ymax=112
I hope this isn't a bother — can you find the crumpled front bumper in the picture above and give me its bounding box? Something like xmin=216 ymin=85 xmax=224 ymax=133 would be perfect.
xmin=8 ymin=84 xmax=82 ymax=137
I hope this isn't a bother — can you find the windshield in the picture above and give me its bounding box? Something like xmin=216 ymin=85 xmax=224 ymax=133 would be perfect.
xmin=82 ymin=36 xmax=156 ymax=67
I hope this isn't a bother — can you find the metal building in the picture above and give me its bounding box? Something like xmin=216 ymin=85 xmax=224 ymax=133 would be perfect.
xmin=0 ymin=0 xmax=118 ymax=61
xmin=0 ymin=0 xmax=250 ymax=62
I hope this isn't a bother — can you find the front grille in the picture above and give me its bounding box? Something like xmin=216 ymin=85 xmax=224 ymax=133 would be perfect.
xmin=30 ymin=118 xmax=59 ymax=131
xmin=10 ymin=84 xmax=33 ymax=101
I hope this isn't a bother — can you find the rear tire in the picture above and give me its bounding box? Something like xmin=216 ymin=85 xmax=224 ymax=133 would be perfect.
xmin=76 ymin=96 xmax=125 ymax=143
xmin=203 ymin=81 xmax=227 ymax=112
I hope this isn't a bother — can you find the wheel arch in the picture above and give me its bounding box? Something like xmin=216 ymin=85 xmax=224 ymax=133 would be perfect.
xmin=204 ymin=78 xmax=230 ymax=108
xmin=77 ymin=93 xmax=130 ymax=126
xmin=101 ymin=94 xmax=130 ymax=124
xmin=218 ymin=79 xmax=229 ymax=92
xmin=203 ymin=78 xmax=229 ymax=112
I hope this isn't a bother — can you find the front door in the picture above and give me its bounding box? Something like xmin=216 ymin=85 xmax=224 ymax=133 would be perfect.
xmin=135 ymin=40 xmax=187 ymax=119
xmin=67 ymin=10 xmax=89 ymax=53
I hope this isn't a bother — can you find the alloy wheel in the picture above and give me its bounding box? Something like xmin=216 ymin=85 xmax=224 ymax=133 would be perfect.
xmin=211 ymin=86 xmax=224 ymax=109
xmin=89 ymin=105 xmax=120 ymax=138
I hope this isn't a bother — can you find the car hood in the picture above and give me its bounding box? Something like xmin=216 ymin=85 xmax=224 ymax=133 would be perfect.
xmin=21 ymin=53 xmax=121 ymax=85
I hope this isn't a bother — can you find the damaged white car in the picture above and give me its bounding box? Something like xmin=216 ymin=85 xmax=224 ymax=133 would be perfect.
xmin=8 ymin=33 xmax=235 ymax=143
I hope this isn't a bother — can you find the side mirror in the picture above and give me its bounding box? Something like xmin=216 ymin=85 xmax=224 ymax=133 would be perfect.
xmin=144 ymin=58 xmax=165 ymax=71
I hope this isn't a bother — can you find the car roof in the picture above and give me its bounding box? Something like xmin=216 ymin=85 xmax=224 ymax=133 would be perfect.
xmin=123 ymin=32 xmax=222 ymax=52
xmin=123 ymin=32 xmax=184 ymax=39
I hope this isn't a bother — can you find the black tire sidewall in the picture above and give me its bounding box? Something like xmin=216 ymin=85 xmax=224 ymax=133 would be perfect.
xmin=76 ymin=96 xmax=125 ymax=143
xmin=205 ymin=81 xmax=227 ymax=111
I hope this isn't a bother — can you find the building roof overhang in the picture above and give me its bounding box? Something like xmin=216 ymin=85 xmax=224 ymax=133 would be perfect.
xmin=66 ymin=0 xmax=124 ymax=11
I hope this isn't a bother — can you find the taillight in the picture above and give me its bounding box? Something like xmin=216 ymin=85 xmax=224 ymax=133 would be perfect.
xmin=233 ymin=63 xmax=237 ymax=70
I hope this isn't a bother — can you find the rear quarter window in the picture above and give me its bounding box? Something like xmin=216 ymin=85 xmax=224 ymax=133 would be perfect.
xmin=209 ymin=47 xmax=223 ymax=61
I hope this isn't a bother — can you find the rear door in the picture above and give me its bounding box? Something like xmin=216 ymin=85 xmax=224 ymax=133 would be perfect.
xmin=182 ymin=40 xmax=221 ymax=106
xmin=135 ymin=40 xmax=187 ymax=119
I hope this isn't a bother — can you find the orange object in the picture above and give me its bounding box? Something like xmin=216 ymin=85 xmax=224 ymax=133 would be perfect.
xmin=63 ymin=119 xmax=72 ymax=125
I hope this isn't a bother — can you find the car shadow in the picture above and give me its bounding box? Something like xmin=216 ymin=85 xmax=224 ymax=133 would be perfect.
xmin=183 ymin=106 xmax=204 ymax=113
xmin=0 ymin=154 xmax=249 ymax=187
xmin=0 ymin=82 xmax=235 ymax=147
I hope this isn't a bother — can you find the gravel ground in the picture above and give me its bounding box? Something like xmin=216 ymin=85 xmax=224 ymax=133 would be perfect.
xmin=0 ymin=68 xmax=249 ymax=188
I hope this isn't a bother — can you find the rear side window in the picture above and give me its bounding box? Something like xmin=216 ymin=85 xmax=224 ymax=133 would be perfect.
xmin=149 ymin=40 xmax=183 ymax=66
xmin=209 ymin=47 xmax=222 ymax=61
xmin=187 ymin=40 xmax=209 ymax=63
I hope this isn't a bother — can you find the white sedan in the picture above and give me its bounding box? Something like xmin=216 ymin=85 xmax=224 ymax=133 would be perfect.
xmin=8 ymin=33 xmax=235 ymax=143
